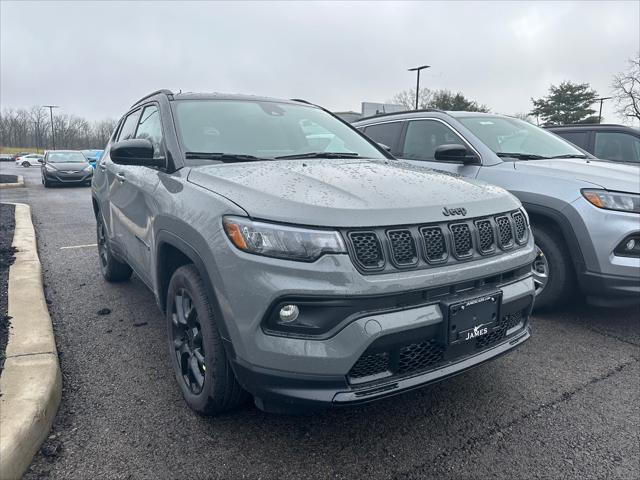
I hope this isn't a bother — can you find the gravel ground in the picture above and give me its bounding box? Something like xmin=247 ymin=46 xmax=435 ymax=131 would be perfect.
xmin=0 ymin=203 xmax=16 ymax=372
xmin=2 ymin=164 xmax=639 ymax=480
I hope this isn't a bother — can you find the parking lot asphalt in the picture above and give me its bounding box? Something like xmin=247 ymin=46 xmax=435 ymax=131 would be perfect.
xmin=1 ymin=163 xmax=638 ymax=480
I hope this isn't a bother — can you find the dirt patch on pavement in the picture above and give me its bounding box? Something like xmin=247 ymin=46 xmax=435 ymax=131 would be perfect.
xmin=0 ymin=174 xmax=18 ymax=184
xmin=0 ymin=203 xmax=16 ymax=372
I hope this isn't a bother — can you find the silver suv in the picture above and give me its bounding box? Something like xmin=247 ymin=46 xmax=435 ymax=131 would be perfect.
xmin=355 ymin=111 xmax=640 ymax=309
xmin=92 ymin=91 xmax=535 ymax=414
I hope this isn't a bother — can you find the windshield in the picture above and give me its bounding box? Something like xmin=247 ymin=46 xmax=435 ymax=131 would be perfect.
xmin=48 ymin=152 xmax=87 ymax=163
xmin=173 ymin=100 xmax=385 ymax=160
xmin=458 ymin=116 xmax=586 ymax=159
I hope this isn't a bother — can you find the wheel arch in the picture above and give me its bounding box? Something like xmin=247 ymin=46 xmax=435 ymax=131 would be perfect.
xmin=155 ymin=230 xmax=233 ymax=346
xmin=522 ymin=202 xmax=585 ymax=271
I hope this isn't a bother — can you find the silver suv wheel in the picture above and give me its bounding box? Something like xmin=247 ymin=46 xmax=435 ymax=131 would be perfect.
xmin=532 ymin=244 xmax=549 ymax=296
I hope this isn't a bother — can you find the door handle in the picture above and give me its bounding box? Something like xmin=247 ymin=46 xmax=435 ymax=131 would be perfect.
xmin=116 ymin=172 xmax=126 ymax=183
xmin=99 ymin=164 xmax=106 ymax=172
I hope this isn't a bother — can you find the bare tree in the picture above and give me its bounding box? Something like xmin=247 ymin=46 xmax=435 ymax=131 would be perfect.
xmin=612 ymin=54 xmax=640 ymax=124
xmin=0 ymin=106 xmax=118 ymax=151
xmin=390 ymin=88 xmax=433 ymax=110
xmin=512 ymin=112 xmax=535 ymax=124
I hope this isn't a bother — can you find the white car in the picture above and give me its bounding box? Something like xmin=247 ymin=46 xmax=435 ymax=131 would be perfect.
xmin=15 ymin=154 xmax=43 ymax=167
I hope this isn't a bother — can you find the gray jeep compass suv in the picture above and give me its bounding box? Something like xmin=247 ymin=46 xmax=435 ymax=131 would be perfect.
xmin=355 ymin=111 xmax=640 ymax=309
xmin=92 ymin=90 xmax=535 ymax=414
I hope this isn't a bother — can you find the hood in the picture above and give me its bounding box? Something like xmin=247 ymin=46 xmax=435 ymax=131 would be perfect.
xmin=48 ymin=162 xmax=89 ymax=171
xmin=187 ymin=159 xmax=519 ymax=227
xmin=514 ymin=158 xmax=639 ymax=193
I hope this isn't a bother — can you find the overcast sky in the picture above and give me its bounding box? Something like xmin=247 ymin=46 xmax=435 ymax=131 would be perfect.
xmin=1 ymin=1 xmax=638 ymax=123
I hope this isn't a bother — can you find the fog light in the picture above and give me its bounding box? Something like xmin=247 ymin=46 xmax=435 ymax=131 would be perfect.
xmin=625 ymin=239 xmax=636 ymax=251
xmin=279 ymin=304 xmax=299 ymax=323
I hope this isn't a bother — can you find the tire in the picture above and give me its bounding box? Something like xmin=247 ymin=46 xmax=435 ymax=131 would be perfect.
xmin=166 ymin=264 xmax=247 ymax=415
xmin=531 ymin=224 xmax=573 ymax=310
xmin=96 ymin=215 xmax=132 ymax=282
xmin=22 ymin=161 xmax=30 ymax=168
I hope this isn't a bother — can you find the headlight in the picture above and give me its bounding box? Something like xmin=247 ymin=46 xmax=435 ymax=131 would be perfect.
xmin=582 ymin=189 xmax=640 ymax=214
xmin=45 ymin=164 xmax=57 ymax=171
xmin=223 ymin=216 xmax=346 ymax=261
xmin=83 ymin=165 xmax=93 ymax=173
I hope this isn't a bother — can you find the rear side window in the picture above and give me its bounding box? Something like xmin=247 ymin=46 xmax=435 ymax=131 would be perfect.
xmin=362 ymin=122 xmax=403 ymax=153
xmin=555 ymin=131 xmax=589 ymax=150
xmin=594 ymin=131 xmax=640 ymax=163
xmin=117 ymin=110 xmax=141 ymax=141
xmin=135 ymin=105 xmax=164 ymax=158
xmin=401 ymin=120 xmax=465 ymax=161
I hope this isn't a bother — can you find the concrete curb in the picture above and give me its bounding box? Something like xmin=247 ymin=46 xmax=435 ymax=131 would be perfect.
xmin=0 ymin=176 xmax=25 ymax=189
xmin=0 ymin=203 xmax=61 ymax=480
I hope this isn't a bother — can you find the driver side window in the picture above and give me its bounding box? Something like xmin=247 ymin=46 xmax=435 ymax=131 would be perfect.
xmin=401 ymin=120 xmax=465 ymax=161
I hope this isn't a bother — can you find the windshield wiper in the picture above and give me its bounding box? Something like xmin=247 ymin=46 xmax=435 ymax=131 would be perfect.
xmin=546 ymin=154 xmax=588 ymax=159
xmin=274 ymin=152 xmax=361 ymax=160
xmin=496 ymin=152 xmax=548 ymax=160
xmin=185 ymin=152 xmax=270 ymax=162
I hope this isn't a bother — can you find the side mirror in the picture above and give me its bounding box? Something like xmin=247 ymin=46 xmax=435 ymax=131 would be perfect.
xmin=377 ymin=143 xmax=392 ymax=152
xmin=37 ymin=158 xmax=44 ymax=163
xmin=434 ymin=144 xmax=480 ymax=165
xmin=110 ymin=139 xmax=164 ymax=167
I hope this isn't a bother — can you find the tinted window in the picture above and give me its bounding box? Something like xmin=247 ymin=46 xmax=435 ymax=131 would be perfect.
xmin=555 ymin=131 xmax=589 ymax=149
xmin=117 ymin=110 xmax=141 ymax=141
xmin=594 ymin=131 xmax=640 ymax=163
xmin=401 ymin=120 xmax=465 ymax=161
xmin=135 ymin=105 xmax=164 ymax=158
xmin=363 ymin=122 xmax=402 ymax=153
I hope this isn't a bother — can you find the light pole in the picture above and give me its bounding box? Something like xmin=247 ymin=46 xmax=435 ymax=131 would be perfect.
xmin=43 ymin=105 xmax=59 ymax=149
xmin=408 ymin=65 xmax=430 ymax=110
xmin=595 ymin=97 xmax=612 ymax=124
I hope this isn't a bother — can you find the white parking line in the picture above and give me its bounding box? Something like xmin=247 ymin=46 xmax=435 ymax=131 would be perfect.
xmin=60 ymin=243 xmax=97 ymax=250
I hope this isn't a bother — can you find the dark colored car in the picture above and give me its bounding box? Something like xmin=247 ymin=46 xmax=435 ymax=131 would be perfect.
xmin=546 ymin=124 xmax=640 ymax=164
xmin=41 ymin=150 xmax=93 ymax=187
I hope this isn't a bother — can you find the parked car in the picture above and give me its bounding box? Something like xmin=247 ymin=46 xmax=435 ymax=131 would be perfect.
xmin=0 ymin=153 xmax=13 ymax=162
xmin=82 ymin=149 xmax=104 ymax=168
xmin=355 ymin=111 xmax=640 ymax=309
xmin=545 ymin=124 xmax=640 ymax=164
xmin=92 ymin=90 xmax=536 ymax=415
xmin=15 ymin=153 xmax=43 ymax=167
xmin=11 ymin=151 xmax=30 ymax=161
xmin=41 ymin=150 xmax=93 ymax=187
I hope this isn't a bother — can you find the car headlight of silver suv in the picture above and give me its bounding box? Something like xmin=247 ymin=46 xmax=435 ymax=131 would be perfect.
xmin=582 ymin=189 xmax=640 ymax=214
xmin=223 ymin=216 xmax=346 ymax=261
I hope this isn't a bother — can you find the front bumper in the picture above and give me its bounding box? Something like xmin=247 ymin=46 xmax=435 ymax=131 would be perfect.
xmin=43 ymin=169 xmax=92 ymax=184
xmin=567 ymin=198 xmax=640 ymax=305
xmin=233 ymin=326 xmax=530 ymax=413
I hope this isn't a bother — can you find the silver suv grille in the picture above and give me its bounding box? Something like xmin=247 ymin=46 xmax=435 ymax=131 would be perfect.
xmin=344 ymin=210 xmax=528 ymax=273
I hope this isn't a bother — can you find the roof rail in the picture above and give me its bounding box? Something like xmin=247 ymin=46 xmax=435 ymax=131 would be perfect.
xmin=131 ymin=89 xmax=174 ymax=107
xmin=357 ymin=108 xmax=446 ymax=123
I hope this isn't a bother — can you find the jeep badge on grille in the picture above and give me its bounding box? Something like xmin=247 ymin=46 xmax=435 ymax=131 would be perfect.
xmin=443 ymin=207 xmax=467 ymax=217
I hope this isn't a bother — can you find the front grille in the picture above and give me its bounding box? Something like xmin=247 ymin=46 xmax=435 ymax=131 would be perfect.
xmin=397 ymin=340 xmax=445 ymax=375
xmin=349 ymin=352 xmax=389 ymax=379
xmin=450 ymin=223 xmax=473 ymax=258
xmin=475 ymin=219 xmax=495 ymax=254
xmin=344 ymin=210 xmax=527 ymax=273
xmin=512 ymin=212 xmax=527 ymax=244
xmin=421 ymin=227 xmax=447 ymax=263
xmin=348 ymin=308 xmax=528 ymax=385
xmin=349 ymin=231 xmax=384 ymax=269
xmin=387 ymin=229 xmax=418 ymax=266
xmin=496 ymin=216 xmax=514 ymax=249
